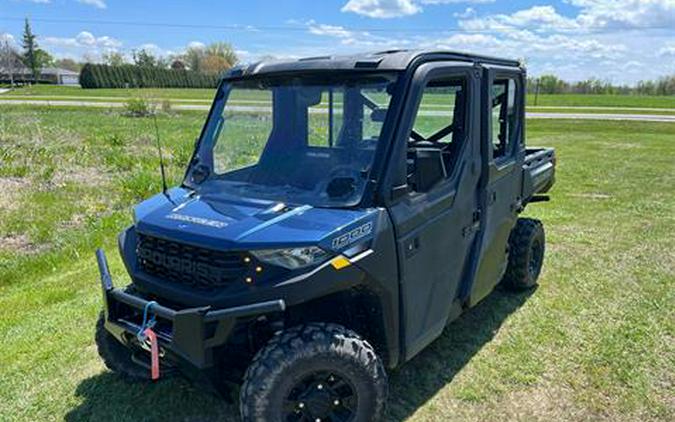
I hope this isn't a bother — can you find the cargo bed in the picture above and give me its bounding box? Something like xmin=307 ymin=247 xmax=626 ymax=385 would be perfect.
xmin=522 ymin=147 xmax=556 ymax=201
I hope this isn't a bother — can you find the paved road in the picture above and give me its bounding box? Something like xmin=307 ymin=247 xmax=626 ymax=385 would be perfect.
xmin=1 ymin=99 xmax=675 ymax=123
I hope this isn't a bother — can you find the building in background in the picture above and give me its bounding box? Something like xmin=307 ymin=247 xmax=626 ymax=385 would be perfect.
xmin=0 ymin=66 xmax=80 ymax=85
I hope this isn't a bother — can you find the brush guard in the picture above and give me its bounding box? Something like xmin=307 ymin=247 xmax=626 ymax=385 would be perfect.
xmin=95 ymin=249 xmax=286 ymax=370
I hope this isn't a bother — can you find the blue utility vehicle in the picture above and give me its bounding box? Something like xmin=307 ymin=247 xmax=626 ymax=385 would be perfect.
xmin=95 ymin=50 xmax=556 ymax=422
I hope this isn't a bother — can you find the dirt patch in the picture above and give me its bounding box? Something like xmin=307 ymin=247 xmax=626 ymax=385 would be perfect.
xmin=568 ymin=193 xmax=612 ymax=200
xmin=438 ymin=383 xmax=630 ymax=422
xmin=494 ymin=384 xmax=594 ymax=421
xmin=51 ymin=166 xmax=110 ymax=187
xmin=0 ymin=233 xmax=49 ymax=255
xmin=0 ymin=177 xmax=32 ymax=211
xmin=597 ymin=141 xmax=643 ymax=150
xmin=58 ymin=213 xmax=87 ymax=231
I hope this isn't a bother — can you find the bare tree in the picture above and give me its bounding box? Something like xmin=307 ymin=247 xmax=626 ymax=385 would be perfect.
xmin=102 ymin=51 xmax=126 ymax=66
xmin=0 ymin=39 xmax=21 ymax=86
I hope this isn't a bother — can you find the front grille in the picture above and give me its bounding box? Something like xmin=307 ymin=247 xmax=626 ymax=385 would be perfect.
xmin=136 ymin=233 xmax=246 ymax=290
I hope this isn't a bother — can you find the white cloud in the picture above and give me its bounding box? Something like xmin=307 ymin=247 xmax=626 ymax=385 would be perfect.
xmin=460 ymin=5 xmax=580 ymax=32
xmin=461 ymin=1 xmax=675 ymax=32
xmin=621 ymin=60 xmax=643 ymax=71
xmin=340 ymin=0 xmax=496 ymax=19
xmin=419 ymin=0 xmax=494 ymax=4
xmin=304 ymin=20 xmax=408 ymax=48
xmin=42 ymin=31 xmax=121 ymax=49
xmin=453 ymin=7 xmax=476 ymax=19
xmin=136 ymin=43 xmax=177 ymax=58
xmin=137 ymin=43 xmax=160 ymax=51
xmin=659 ymin=42 xmax=675 ymax=57
xmin=187 ymin=41 xmax=206 ymax=50
xmin=75 ymin=31 xmax=96 ymax=46
xmin=307 ymin=22 xmax=354 ymax=38
xmin=433 ymin=33 xmax=500 ymax=48
xmin=570 ymin=0 xmax=675 ymax=30
xmin=1 ymin=33 xmax=16 ymax=45
xmin=78 ymin=0 xmax=107 ymax=9
xmin=441 ymin=0 xmax=675 ymax=83
xmin=342 ymin=0 xmax=420 ymax=18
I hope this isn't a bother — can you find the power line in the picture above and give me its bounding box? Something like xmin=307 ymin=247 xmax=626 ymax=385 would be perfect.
xmin=0 ymin=15 xmax=672 ymax=35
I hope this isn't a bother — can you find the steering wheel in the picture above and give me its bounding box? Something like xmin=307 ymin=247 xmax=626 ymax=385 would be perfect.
xmin=316 ymin=164 xmax=363 ymax=198
xmin=409 ymin=123 xmax=456 ymax=150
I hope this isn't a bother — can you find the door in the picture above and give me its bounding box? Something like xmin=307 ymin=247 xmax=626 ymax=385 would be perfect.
xmin=470 ymin=67 xmax=525 ymax=305
xmin=387 ymin=63 xmax=481 ymax=359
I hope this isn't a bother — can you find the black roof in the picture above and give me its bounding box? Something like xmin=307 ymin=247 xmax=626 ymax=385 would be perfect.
xmin=226 ymin=49 xmax=521 ymax=79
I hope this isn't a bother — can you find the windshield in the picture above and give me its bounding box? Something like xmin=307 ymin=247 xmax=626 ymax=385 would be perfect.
xmin=192 ymin=73 xmax=399 ymax=207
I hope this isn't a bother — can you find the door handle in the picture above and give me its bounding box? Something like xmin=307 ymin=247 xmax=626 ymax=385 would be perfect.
xmin=463 ymin=210 xmax=481 ymax=237
xmin=489 ymin=191 xmax=497 ymax=205
xmin=404 ymin=237 xmax=420 ymax=258
xmin=510 ymin=198 xmax=523 ymax=212
xmin=462 ymin=222 xmax=480 ymax=237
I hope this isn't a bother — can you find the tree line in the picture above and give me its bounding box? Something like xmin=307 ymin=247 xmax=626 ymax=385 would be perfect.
xmin=3 ymin=18 xmax=674 ymax=94
xmin=1 ymin=18 xmax=238 ymax=88
xmin=79 ymin=63 xmax=219 ymax=89
xmin=528 ymin=74 xmax=675 ymax=96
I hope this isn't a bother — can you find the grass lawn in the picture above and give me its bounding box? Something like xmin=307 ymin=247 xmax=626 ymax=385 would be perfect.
xmin=526 ymin=93 xmax=675 ymax=108
xmin=1 ymin=85 xmax=216 ymax=100
xmin=3 ymin=85 xmax=675 ymax=111
xmin=0 ymin=105 xmax=673 ymax=421
xmin=526 ymin=107 xmax=675 ymax=116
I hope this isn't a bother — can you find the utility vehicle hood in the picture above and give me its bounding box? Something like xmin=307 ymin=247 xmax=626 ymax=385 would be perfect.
xmin=133 ymin=187 xmax=378 ymax=252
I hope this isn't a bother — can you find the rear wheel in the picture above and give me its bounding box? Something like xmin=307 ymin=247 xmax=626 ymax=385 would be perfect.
xmin=95 ymin=312 xmax=150 ymax=381
xmin=502 ymin=218 xmax=545 ymax=290
xmin=240 ymin=323 xmax=387 ymax=422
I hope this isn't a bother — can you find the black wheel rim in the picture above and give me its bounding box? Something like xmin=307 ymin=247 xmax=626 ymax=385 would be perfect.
xmin=529 ymin=239 xmax=543 ymax=280
xmin=283 ymin=370 xmax=357 ymax=422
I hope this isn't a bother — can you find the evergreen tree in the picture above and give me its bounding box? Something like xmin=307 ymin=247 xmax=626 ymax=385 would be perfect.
xmin=22 ymin=18 xmax=40 ymax=83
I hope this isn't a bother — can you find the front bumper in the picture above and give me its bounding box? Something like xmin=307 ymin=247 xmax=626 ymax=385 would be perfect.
xmin=96 ymin=249 xmax=285 ymax=371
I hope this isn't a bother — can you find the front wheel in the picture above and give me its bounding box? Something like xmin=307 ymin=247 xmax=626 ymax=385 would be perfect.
xmin=240 ymin=323 xmax=387 ymax=422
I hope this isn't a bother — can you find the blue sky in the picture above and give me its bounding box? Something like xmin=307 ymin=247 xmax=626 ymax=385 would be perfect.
xmin=1 ymin=0 xmax=674 ymax=84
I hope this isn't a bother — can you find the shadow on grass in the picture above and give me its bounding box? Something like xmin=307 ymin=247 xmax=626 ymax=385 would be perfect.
xmin=385 ymin=286 xmax=534 ymax=421
xmin=66 ymin=287 xmax=532 ymax=422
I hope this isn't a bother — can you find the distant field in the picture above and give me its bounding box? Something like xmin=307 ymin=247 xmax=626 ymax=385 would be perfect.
xmin=2 ymin=86 xmax=675 ymax=111
xmin=0 ymin=104 xmax=673 ymax=421
xmin=526 ymin=93 xmax=675 ymax=108
xmin=2 ymin=85 xmax=216 ymax=100
xmin=527 ymin=107 xmax=675 ymax=116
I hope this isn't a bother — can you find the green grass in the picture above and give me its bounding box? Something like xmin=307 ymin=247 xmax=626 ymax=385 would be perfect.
xmin=0 ymin=105 xmax=673 ymax=421
xmin=2 ymin=85 xmax=215 ymax=100
xmin=3 ymin=86 xmax=675 ymax=111
xmin=526 ymin=93 xmax=675 ymax=108
xmin=527 ymin=107 xmax=675 ymax=115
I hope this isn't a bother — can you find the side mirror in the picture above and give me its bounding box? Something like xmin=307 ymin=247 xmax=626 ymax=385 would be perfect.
xmin=191 ymin=164 xmax=209 ymax=184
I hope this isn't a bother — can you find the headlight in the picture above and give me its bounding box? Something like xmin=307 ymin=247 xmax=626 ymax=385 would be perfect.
xmin=251 ymin=247 xmax=329 ymax=270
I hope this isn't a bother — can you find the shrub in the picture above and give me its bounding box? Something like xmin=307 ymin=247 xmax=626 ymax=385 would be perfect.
xmin=160 ymin=99 xmax=172 ymax=114
xmin=123 ymin=97 xmax=155 ymax=117
xmin=79 ymin=63 xmax=219 ymax=89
